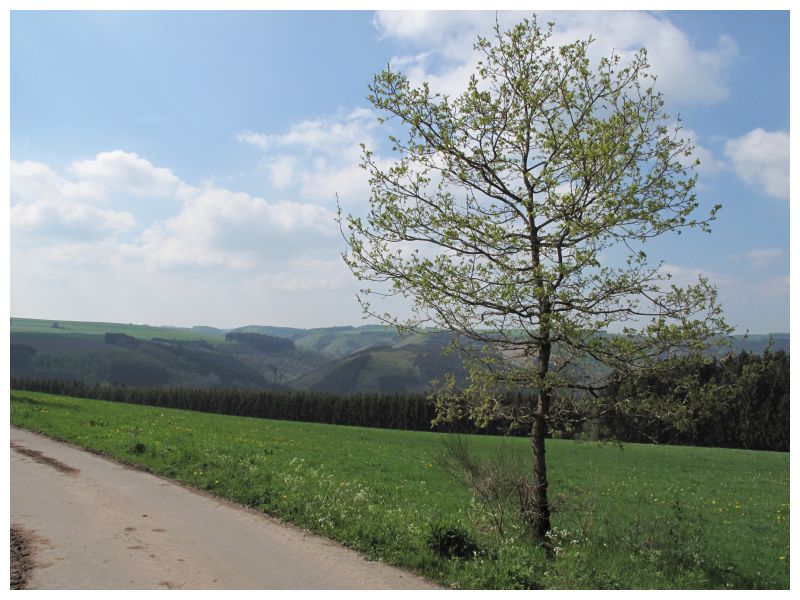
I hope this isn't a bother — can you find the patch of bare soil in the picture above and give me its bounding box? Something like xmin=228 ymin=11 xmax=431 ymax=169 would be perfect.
xmin=11 ymin=526 xmax=35 ymax=590
xmin=11 ymin=442 xmax=79 ymax=474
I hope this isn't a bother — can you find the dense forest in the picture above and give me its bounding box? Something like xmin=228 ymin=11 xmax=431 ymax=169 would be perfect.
xmin=12 ymin=348 xmax=789 ymax=451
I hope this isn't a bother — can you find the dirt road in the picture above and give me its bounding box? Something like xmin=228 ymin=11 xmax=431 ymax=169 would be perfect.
xmin=10 ymin=427 xmax=439 ymax=590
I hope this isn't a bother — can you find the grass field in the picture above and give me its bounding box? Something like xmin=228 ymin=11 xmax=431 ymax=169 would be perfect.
xmin=10 ymin=390 xmax=789 ymax=589
xmin=10 ymin=317 xmax=225 ymax=343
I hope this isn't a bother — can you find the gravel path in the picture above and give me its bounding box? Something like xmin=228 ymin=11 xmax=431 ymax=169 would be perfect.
xmin=10 ymin=427 xmax=439 ymax=590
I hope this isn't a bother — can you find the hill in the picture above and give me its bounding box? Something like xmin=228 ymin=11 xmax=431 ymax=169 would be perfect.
xmin=10 ymin=317 xmax=789 ymax=393
xmin=228 ymin=324 xmax=401 ymax=359
xmin=290 ymin=331 xmax=470 ymax=394
xmin=10 ymin=321 xmax=329 ymax=389
xmin=11 ymin=317 xmax=226 ymax=343
xmin=727 ymin=333 xmax=789 ymax=355
xmin=10 ymin=331 xmax=282 ymax=388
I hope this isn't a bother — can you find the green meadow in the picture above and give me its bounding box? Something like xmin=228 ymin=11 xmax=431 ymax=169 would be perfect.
xmin=10 ymin=317 xmax=225 ymax=343
xmin=10 ymin=390 xmax=789 ymax=589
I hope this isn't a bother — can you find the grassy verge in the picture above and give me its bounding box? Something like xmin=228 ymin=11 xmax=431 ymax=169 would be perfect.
xmin=10 ymin=390 xmax=789 ymax=589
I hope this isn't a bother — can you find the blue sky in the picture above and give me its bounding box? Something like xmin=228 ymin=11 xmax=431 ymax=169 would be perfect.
xmin=10 ymin=10 xmax=790 ymax=332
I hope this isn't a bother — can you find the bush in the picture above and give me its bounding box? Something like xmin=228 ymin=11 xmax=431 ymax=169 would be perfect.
xmin=427 ymin=520 xmax=479 ymax=559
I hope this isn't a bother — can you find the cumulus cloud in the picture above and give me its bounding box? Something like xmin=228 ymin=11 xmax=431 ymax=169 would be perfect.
xmin=374 ymin=10 xmax=737 ymax=106
xmin=68 ymin=150 xmax=194 ymax=199
xmin=675 ymin=128 xmax=726 ymax=175
xmin=11 ymin=159 xmax=135 ymax=240
xmin=378 ymin=11 xmax=474 ymax=44
xmin=266 ymin=156 xmax=297 ymax=189
xmin=14 ymin=152 xmax=196 ymax=207
xmin=256 ymin=107 xmax=377 ymax=153
xmin=237 ymin=108 xmax=379 ymax=204
xmin=546 ymin=11 xmax=737 ymax=106
xmin=724 ymin=129 xmax=790 ymax=199
xmin=137 ymin=185 xmax=338 ymax=270
xmin=11 ymin=151 xmax=340 ymax=276
xmin=11 ymin=199 xmax=135 ymax=240
xmin=12 ymin=160 xmax=105 ymax=203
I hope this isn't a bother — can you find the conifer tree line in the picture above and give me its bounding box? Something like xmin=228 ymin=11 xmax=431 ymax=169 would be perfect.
xmin=11 ymin=349 xmax=787 ymax=451
xmin=600 ymin=349 xmax=789 ymax=451
xmin=223 ymin=332 xmax=295 ymax=353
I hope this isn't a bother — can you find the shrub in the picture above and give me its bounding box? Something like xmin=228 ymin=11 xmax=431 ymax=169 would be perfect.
xmin=427 ymin=520 xmax=479 ymax=559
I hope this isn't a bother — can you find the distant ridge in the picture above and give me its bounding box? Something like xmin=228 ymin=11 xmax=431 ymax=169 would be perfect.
xmin=10 ymin=317 xmax=789 ymax=393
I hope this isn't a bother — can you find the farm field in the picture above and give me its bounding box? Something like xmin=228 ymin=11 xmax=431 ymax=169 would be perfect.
xmin=10 ymin=317 xmax=226 ymax=344
xmin=10 ymin=390 xmax=790 ymax=589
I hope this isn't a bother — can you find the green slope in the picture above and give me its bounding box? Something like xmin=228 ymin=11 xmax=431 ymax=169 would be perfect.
xmin=290 ymin=326 xmax=400 ymax=359
xmin=10 ymin=317 xmax=790 ymax=394
xmin=11 ymin=331 xmax=276 ymax=388
xmin=10 ymin=326 xmax=329 ymax=389
xmin=290 ymin=334 xmax=469 ymax=394
xmin=11 ymin=317 xmax=225 ymax=343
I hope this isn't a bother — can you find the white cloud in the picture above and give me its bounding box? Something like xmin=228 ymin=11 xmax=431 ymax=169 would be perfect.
xmin=236 ymin=130 xmax=271 ymax=150
xmin=138 ymin=185 xmax=338 ymax=270
xmin=724 ymin=129 xmax=790 ymax=199
xmin=266 ymin=156 xmax=297 ymax=189
xmin=11 ymin=159 xmax=135 ymax=240
xmin=10 ymin=182 xmax=352 ymax=328
xmin=13 ymin=152 xmax=193 ymax=208
xmin=653 ymin=263 xmax=788 ymax=333
xmin=11 ymin=160 xmax=105 ymax=203
xmin=744 ymin=247 xmax=782 ymax=266
xmin=375 ymin=11 xmax=488 ymax=50
xmin=298 ymin=159 xmax=368 ymax=204
xmin=11 ymin=152 xmax=196 ymax=246
xmin=68 ymin=150 xmax=193 ymax=199
xmin=658 ymin=263 xmax=738 ymax=289
xmin=270 ymin=108 xmax=376 ymax=152
xmin=238 ymin=108 xmax=379 ymax=204
xmin=13 ymin=240 xmax=140 ymax=269
xmin=547 ymin=12 xmax=737 ymax=106
xmin=756 ymin=274 xmax=789 ymax=297
xmin=255 ymin=258 xmax=352 ymax=292
xmin=12 ymin=152 xmax=340 ymax=277
xmin=374 ymin=11 xmax=737 ymax=106
xmin=11 ymin=199 xmax=135 ymax=239
xmin=676 ymin=128 xmax=726 ymax=175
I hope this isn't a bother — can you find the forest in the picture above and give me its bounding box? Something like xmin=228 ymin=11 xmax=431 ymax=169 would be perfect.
xmin=11 ymin=346 xmax=789 ymax=452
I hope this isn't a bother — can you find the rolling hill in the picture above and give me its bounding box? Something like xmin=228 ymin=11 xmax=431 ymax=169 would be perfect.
xmin=227 ymin=324 xmax=401 ymax=359
xmin=10 ymin=320 xmax=328 ymax=389
xmin=10 ymin=317 xmax=789 ymax=393
xmin=289 ymin=332 xmax=470 ymax=394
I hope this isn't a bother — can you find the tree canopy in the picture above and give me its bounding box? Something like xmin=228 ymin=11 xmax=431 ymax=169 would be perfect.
xmin=342 ymin=16 xmax=730 ymax=538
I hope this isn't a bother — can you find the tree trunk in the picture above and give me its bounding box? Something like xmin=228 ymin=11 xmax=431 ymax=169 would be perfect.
xmin=530 ymin=390 xmax=551 ymax=539
xmin=526 ymin=209 xmax=552 ymax=540
xmin=529 ymin=340 xmax=552 ymax=540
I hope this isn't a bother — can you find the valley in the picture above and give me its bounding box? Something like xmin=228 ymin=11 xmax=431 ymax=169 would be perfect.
xmin=10 ymin=317 xmax=789 ymax=395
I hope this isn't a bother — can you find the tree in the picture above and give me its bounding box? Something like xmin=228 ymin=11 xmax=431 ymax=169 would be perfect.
xmin=341 ymin=16 xmax=730 ymax=540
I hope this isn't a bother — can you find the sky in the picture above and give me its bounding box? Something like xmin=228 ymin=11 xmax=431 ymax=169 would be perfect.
xmin=8 ymin=9 xmax=791 ymax=332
